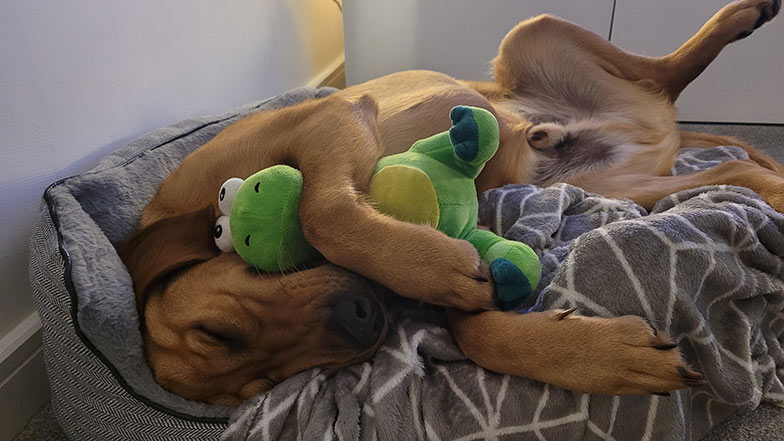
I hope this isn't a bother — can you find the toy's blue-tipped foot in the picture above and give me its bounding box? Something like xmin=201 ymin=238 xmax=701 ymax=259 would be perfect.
xmin=449 ymin=105 xmax=481 ymax=162
xmin=490 ymin=258 xmax=532 ymax=311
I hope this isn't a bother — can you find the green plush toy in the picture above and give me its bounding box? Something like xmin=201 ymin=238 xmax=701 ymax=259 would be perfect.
xmin=212 ymin=166 xmax=320 ymax=272
xmin=213 ymin=106 xmax=541 ymax=309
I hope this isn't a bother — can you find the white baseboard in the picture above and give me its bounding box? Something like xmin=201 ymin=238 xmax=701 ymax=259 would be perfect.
xmin=0 ymin=312 xmax=50 ymax=441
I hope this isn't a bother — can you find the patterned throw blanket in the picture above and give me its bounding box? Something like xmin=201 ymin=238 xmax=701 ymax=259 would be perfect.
xmin=222 ymin=146 xmax=784 ymax=441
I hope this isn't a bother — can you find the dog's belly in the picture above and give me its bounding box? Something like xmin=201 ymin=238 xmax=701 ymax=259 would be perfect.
xmin=532 ymin=131 xmax=618 ymax=186
xmin=495 ymin=99 xmax=622 ymax=186
xmin=523 ymin=112 xmax=622 ymax=186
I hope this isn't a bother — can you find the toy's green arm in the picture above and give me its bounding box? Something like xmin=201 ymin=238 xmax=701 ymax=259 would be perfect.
xmin=410 ymin=106 xmax=500 ymax=179
xmin=464 ymin=228 xmax=542 ymax=310
xmin=464 ymin=227 xmax=505 ymax=256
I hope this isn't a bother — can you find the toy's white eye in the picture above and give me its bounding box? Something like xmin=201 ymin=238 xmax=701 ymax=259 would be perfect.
xmin=213 ymin=216 xmax=234 ymax=253
xmin=218 ymin=178 xmax=244 ymax=216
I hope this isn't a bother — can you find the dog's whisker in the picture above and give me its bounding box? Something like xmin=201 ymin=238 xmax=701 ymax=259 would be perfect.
xmin=276 ymin=277 xmax=293 ymax=299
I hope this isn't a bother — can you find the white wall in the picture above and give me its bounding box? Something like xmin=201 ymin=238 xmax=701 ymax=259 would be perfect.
xmin=611 ymin=0 xmax=784 ymax=123
xmin=344 ymin=0 xmax=614 ymax=85
xmin=0 ymin=0 xmax=343 ymax=358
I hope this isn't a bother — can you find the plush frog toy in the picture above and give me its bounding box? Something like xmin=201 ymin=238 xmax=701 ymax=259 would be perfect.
xmin=213 ymin=106 xmax=541 ymax=309
xmin=213 ymin=166 xmax=320 ymax=272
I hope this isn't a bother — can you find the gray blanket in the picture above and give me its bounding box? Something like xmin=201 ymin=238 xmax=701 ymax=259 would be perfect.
xmin=222 ymin=146 xmax=784 ymax=441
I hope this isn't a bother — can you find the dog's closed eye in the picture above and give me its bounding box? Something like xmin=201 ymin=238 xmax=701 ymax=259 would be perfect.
xmin=193 ymin=324 xmax=248 ymax=351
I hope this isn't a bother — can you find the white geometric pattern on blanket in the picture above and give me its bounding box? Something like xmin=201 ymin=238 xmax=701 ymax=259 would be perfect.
xmin=381 ymin=326 xmax=593 ymax=441
xmin=523 ymin=191 xmax=782 ymax=439
xmin=540 ymin=205 xmax=772 ymax=436
xmin=433 ymin=379 xmax=591 ymax=441
xmin=224 ymin=145 xmax=784 ymax=441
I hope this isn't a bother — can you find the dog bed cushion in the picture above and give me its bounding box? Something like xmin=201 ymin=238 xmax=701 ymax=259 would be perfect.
xmin=29 ymin=88 xmax=335 ymax=440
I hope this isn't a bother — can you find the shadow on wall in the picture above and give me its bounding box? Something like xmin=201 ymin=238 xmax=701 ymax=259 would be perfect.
xmin=0 ymin=0 xmax=347 ymax=338
xmin=283 ymin=0 xmax=345 ymax=85
xmin=0 ymin=134 xmax=135 ymax=335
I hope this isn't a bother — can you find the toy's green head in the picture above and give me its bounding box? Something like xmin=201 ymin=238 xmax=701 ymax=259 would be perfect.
xmin=213 ymin=165 xmax=319 ymax=272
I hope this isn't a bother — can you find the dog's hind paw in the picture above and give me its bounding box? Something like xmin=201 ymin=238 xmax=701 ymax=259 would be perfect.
xmin=758 ymin=0 xmax=781 ymax=26
xmin=724 ymin=0 xmax=780 ymax=41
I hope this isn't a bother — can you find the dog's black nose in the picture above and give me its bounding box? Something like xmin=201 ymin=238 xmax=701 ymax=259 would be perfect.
xmin=329 ymin=295 xmax=386 ymax=350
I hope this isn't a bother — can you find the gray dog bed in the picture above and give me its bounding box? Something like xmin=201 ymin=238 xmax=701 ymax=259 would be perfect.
xmin=30 ymin=87 xmax=784 ymax=440
xmin=29 ymin=88 xmax=334 ymax=440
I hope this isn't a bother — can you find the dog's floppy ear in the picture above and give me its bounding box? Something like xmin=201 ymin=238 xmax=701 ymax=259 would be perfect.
xmin=349 ymin=93 xmax=378 ymax=116
xmin=119 ymin=205 xmax=219 ymax=318
xmin=347 ymin=93 xmax=378 ymax=125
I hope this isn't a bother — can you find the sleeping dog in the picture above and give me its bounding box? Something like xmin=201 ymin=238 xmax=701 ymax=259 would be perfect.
xmin=122 ymin=0 xmax=782 ymax=406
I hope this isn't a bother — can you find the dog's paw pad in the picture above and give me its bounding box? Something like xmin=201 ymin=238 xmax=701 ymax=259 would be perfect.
xmin=759 ymin=0 xmax=781 ymax=25
xmin=490 ymin=258 xmax=532 ymax=311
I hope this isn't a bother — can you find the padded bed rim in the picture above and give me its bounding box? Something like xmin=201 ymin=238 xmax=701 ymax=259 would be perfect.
xmin=41 ymin=110 xmax=255 ymax=425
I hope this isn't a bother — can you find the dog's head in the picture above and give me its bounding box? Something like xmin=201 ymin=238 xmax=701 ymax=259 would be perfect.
xmin=121 ymin=205 xmax=388 ymax=407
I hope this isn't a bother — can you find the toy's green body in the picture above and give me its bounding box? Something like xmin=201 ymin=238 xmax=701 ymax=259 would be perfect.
xmin=216 ymin=106 xmax=541 ymax=310
xmin=369 ymin=106 xmax=541 ymax=309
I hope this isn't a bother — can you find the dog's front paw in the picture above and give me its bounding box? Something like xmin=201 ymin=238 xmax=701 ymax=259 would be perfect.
xmin=448 ymin=309 xmax=705 ymax=396
xmin=445 ymin=242 xmax=499 ymax=312
xmin=559 ymin=313 xmax=706 ymax=395
xmin=395 ymin=237 xmax=498 ymax=312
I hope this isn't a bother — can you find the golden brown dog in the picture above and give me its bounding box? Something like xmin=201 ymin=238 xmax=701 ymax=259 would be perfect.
xmin=122 ymin=0 xmax=782 ymax=406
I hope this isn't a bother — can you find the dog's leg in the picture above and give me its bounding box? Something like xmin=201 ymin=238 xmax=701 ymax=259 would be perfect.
xmin=574 ymin=159 xmax=784 ymax=211
xmin=660 ymin=0 xmax=781 ymax=100
xmin=295 ymin=95 xmax=498 ymax=311
xmin=494 ymin=0 xmax=780 ymax=102
xmin=680 ymin=130 xmax=784 ymax=174
xmin=493 ymin=15 xmax=663 ymax=98
xmin=448 ymin=309 xmax=703 ymax=395
xmin=299 ymin=167 xmax=496 ymax=312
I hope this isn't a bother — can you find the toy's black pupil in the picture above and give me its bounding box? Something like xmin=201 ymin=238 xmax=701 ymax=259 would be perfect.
xmin=245 ymin=235 xmax=251 ymax=247
xmin=254 ymin=182 xmax=260 ymax=193
xmin=214 ymin=224 xmax=223 ymax=238
xmin=220 ymin=187 xmax=225 ymax=200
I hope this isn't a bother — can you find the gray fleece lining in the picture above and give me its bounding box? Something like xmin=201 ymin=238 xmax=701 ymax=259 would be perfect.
xmin=44 ymin=87 xmax=336 ymax=420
